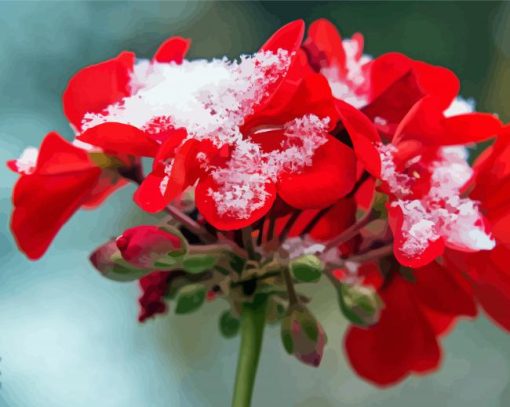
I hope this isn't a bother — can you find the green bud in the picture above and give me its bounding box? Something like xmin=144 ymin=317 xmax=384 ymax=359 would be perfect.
xmin=338 ymin=283 xmax=383 ymax=327
xmin=290 ymin=255 xmax=323 ymax=283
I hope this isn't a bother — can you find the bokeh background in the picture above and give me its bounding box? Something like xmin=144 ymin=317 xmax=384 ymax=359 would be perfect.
xmin=1 ymin=1 xmax=510 ymax=406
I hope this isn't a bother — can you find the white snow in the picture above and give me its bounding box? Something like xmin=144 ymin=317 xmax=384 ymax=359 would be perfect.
xmin=15 ymin=147 xmax=38 ymax=175
xmin=381 ymin=144 xmax=495 ymax=256
xmin=321 ymin=38 xmax=371 ymax=108
xmin=444 ymin=97 xmax=475 ymax=117
xmin=81 ymin=50 xmax=332 ymax=220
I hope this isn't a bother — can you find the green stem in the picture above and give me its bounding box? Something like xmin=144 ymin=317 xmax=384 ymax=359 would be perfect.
xmin=231 ymin=297 xmax=268 ymax=407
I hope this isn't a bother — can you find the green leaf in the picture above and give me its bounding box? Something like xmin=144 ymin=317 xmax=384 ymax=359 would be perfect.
xmin=175 ymin=284 xmax=206 ymax=314
xmin=182 ymin=254 xmax=217 ymax=274
xmin=290 ymin=255 xmax=323 ymax=283
xmin=219 ymin=311 xmax=240 ymax=338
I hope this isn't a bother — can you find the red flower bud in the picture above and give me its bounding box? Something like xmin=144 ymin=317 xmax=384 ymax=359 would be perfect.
xmin=281 ymin=305 xmax=327 ymax=367
xmin=116 ymin=225 xmax=186 ymax=269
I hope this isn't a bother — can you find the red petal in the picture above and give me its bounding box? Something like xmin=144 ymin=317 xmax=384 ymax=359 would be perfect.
xmin=153 ymin=36 xmax=190 ymax=63
xmin=134 ymin=171 xmax=168 ymax=213
xmin=395 ymin=96 xmax=502 ymax=146
xmin=163 ymin=139 xmax=213 ymax=203
xmin=195 ymin=175 xmax=276 ymax=231
xmin=277 ymin=135 xmax=356 ymax=209
xmin=367 ymin=53 xmax=414 ymax=103
xmin=393 ymin=96 xmax=445 ymax=145
xmin=369 ymin=53 xmax=458 ymax=110
xmin=345 ymin=276 xmax=441 ymax=386
xmin=82 ymin=171 xmax=128 ymax=208
xmin=304 ymin=18 xmax=346 ymax=74
xmin=11 ymin=170 xmax=100 ymax=260
xmin=34 ymin=132 xmax=95 ymax=175
xmin=6 ymin=160 xmax=18 ymax=173
xmin=414 ymin=262 xmax=477 ymax=319
xmin=388 ymin=204 xmax=445 ymax=268
xmin=336 ymin=99 xmax=381 ymax=177
xmin=351 ymin=33 xmax=364 ymax=60
xmin=261 ymin=19 xmax=305 ymax=54
xmin=154 ymin=128 xmax=188 ymax=165
xmin=459 ymin=248 xmax=510 ymax=332
xmin=63 ymin=52 xmax=135 ymax=131
xmin=248 ymin=20 xmax=305 ymax=121
xmin=411 ymin=60 xmax=459 ymax=110
xmin=309 ymin=198 xmax=357 ymax=242
xmin=443 ymin=113 xmax=502 ymax=145
xmin=78 ymin=123 xmax=159 ymax=157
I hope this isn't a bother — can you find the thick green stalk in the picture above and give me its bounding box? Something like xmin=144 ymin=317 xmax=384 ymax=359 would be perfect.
xmin=231 ymin=297 xmax=268 ymax=407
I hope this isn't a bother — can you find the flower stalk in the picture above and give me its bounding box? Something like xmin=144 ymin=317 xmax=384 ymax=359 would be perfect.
xmin=232 ymin=297 xmax=268 ymax=407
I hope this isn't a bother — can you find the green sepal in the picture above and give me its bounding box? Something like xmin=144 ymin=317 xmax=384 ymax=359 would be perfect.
xmin=90 ymin=240 xmax=149 ymax=282
xmin=182 ymin=254 xmax=217 ymax=274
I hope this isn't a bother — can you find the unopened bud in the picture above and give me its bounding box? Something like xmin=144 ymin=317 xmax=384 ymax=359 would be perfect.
xmin=281 ymin=305 xmax=326 ymax=367
xmin=339 ymin=283 xmax=383 ymax=327
xmin=90 ymin=240 xmax=147 ymax=282
xmin=289 ymin=254 xmax=323 ymax=283
xmin=116 ymin=225 xmax=187 ymax=269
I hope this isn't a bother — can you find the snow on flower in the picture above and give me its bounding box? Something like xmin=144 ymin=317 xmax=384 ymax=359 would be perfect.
xmin=321 ymin=38 xmax=371 ymax=108
xmin=13 ymin=147 xmax=39 ymax=174
xmin=381 ymin=144 xmax=495 ymax=257
xmin=82 ymin=50 xmax=291 ymax=147
xmin=208 ymin=115 xmax=329 ymax=219
xmin=81 ymin=49 xmax=334 ymax=218
xmin=444 ymin=97 xmax=475 ymax=117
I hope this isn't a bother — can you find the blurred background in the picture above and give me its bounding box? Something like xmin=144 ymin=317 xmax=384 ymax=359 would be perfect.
xmin=1 ymin=1 xmax=510 ymax=406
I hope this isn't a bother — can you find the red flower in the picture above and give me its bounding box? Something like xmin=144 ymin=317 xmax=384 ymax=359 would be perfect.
xmin=303 ymin=18 xmax=464 ymax=138
xmin=345 ymin=261 xmax=476 ymax=386
xmin=337 ymin=95 xmax=501 ymax=268
xmin=443 ymin=126 xmax=510 ymax=332
xmin=63 ymin=36 xmax=190 ymax=132
xmin=9 ymin=132 xmax=102 ymax=259
xmin=63 ymin=51 xmax=135 ymax=132
xmin=72 ymin=20 xmax=357 ymax=231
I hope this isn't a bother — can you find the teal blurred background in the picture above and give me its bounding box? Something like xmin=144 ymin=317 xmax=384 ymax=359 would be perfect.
xmin=1 ymin=1 xmax=510 ymax=406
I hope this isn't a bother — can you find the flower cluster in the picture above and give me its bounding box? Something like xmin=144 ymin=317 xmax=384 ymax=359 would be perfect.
xmin=9 ymin=19 xmax=510 ymax=387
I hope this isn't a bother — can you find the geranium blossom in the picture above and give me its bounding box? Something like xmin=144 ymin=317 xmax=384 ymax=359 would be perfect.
xmin=7 ymin=18 xmax=510 ymax=398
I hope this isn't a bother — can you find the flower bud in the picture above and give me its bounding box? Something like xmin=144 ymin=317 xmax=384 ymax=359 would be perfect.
xmin=90 ymin=240 xmax=147 ymax=282
xmin=289 ymin=254 xmax=323 ymax=283
xmin=116 ymin=225 xmax=187 ymax=269
xmin=281 ymin=305 xmax=327 ymax=367
xmin=338 ymin=283 xmax=383 ymax=327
